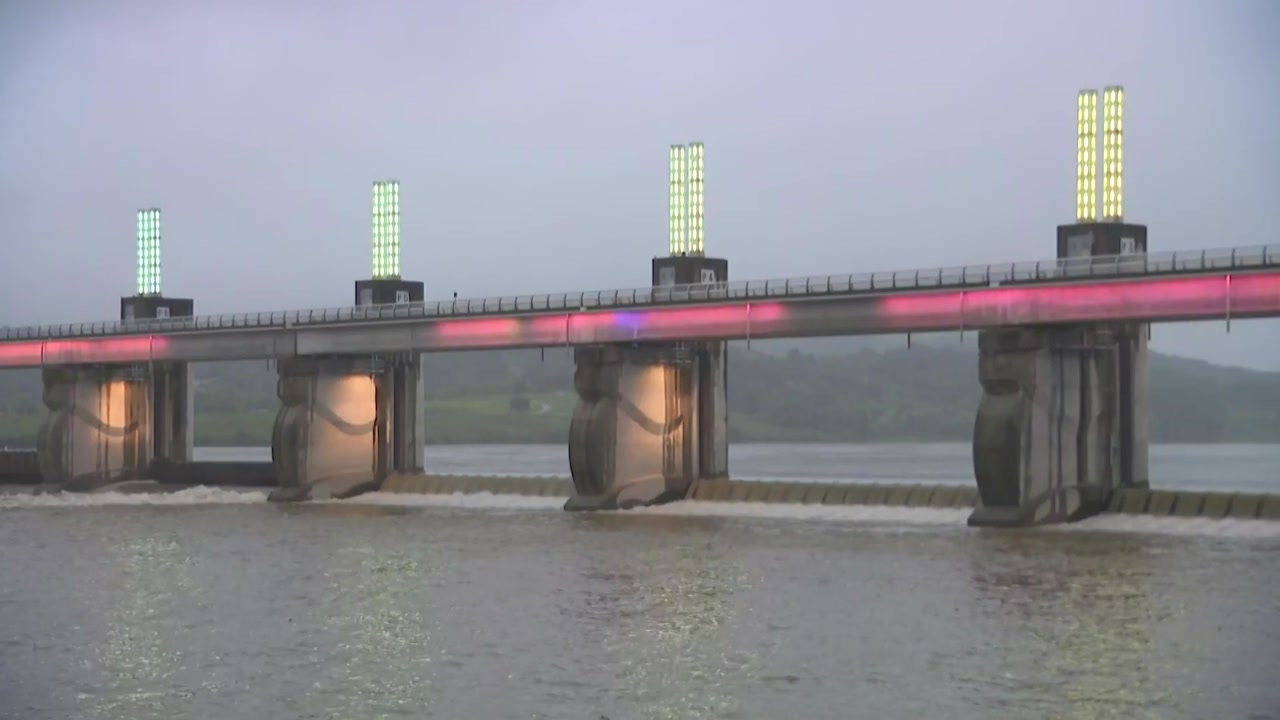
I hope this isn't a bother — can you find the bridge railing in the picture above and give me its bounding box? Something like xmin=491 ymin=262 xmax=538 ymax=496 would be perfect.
xmin=2 ymin=243 xmax=1275 ymax=341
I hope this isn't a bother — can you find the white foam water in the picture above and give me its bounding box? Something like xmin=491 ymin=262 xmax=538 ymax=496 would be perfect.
xmin=625 ymin=498 xmax=971 ymax=526
xmin=344 ymin=492 xmax=1280 ymax=539
xmin=3 ymin=485 xmax=1276 ymax=540
xmin=0 ymin=486 xmax=268 ymax=509
xmin=342 ymin=492 xmax=969 ymax=526
xmin=342 ymin=491 xmax=568 ymax=511
xmin=1048 ymin=512 xmax=1280 ymax=539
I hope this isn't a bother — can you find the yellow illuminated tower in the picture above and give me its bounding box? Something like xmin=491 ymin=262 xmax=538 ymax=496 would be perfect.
xmin=687 ymin=141 xmax=705 ymax=255
xmin=1102 ymin=86 xmax=1125 ymax=221
xmin=1076 ymin=91 xmax=1098 ymax=223
xmin=668 ymin=142 xmax=705 ymax=257
xmin=655 ymin=141 xmax=726 ymax=285
xmin=669 ymin=145 xmax=687 ymax=256
xmin=1059 ymin=85 xmax=1142 ymax=259
xmin=1053 ymin=84 xmax=1149 ymax=494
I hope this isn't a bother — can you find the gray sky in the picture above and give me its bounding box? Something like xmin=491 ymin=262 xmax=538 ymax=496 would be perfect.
xmin=2 ymin=0 xmax=1278 ymax=369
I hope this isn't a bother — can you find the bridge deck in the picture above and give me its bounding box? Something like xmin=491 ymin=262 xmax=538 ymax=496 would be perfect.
xmin=0 ymin=245 xmax=1277 ymax=367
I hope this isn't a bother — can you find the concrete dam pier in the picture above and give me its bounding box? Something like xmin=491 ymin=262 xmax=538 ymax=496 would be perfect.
xmin=35 ymin=363 xmax=192 ymax=492
xmin=270 ymin=354 xmax=425 ymax=501
xmin=970 ymin=323 xmax=1148 ymax=526
xmin=566 ymin=341 xmax=728 ymax=511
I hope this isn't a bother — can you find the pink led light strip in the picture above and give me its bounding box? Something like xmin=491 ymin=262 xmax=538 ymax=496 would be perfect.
xmin=0 ymin=273 xmax=1276 ymax=366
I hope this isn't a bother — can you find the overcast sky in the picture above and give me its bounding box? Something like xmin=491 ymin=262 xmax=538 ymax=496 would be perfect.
xmin=1 ymin=0 xmax=1277 ymax=369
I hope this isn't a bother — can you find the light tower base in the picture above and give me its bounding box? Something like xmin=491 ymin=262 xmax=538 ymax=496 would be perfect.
xmin=120 ymin=295 xmax=195 ymax=321
xmin=354 ymin=279 xmax=425 ymax=306
xmin=652 ymin=255 xmax=728 ymax=287
xmin=1055 ymin=222 xmax=1148 ymax=264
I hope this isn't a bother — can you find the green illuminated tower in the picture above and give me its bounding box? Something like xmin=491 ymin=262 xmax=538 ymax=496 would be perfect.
xmin=137 ymin=208 xmax=162 ymax=295
xmin=121 ymin=207 xmax=193 ymax=321
xmin=355 ymin=179 xmax=423 ymax=306
xmin=371 ymin=179 xmax=401 ymax=279
xmin=114 ymin=206 xmax=196 ymax=475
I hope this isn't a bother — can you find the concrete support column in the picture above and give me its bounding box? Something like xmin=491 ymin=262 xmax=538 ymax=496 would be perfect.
xmin=150 ymin=362 xmax=193 ymax=465
xmin=377 ymin=355 xmax=425 ymax=477
xmin=969 ymin=324 xmax=1148 ymax=527
xmin=1117 ymin=324 xmax=1150 ymax=489
xmin=36 ymin=365 xmax=151 ymax=490
xmin=696 ymin=342 xmax=729 ymax=480
xmin=269 ymin=354 xmax=422 ymax=501
xmin=566 ymin=342 xmax=727 ymax=511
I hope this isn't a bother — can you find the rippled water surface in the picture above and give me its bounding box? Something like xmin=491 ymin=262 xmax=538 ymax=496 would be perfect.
xmin=200 ymin=441 xmax=1280 ymax=493
xmin=2 ymin=444 xmax=1279 ymax=719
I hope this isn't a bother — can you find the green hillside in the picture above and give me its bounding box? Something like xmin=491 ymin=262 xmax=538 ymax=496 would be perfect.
xmin=0 ymin=344 xmax=1276 ymax=446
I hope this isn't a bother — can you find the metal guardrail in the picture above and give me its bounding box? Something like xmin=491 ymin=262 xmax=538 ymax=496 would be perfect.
xmin=2 ymin=244 xmax=1275 ymax=341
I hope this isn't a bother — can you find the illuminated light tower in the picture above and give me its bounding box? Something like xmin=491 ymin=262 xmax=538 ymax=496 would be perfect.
xmin=668 ymin=145 xmax=687 ymax=256
xmin=343 ymin=178 xmax=426 ymax=490
xmin=687 ymin=141 xmax=705 ymax=255
xmin=354 ymin=179 xmax=424 ymax=306
xmin=117 ymin=206 xmax=196 ymax=471
xmin=1075 ymin=90 xmax=1098 ymax=223
xmin=1101 ymin=85 xmax=1125 ymax=222
xmin=1053 ymin=84 xmax=1149 ymax=492
xmin=121 ymin=207 xmax=194 ymax=321
xmin=1057 ymin=85 xmax=1146 ymax=261
xmin=653 ymin=141 xmax=726 ymax=286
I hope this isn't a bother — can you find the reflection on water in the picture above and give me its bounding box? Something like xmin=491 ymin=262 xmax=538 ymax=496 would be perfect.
xmin=92 ymin=536 xmax=196 ymax=720
xmin=0 ymin=499 xmax=1277 ymax=719
xmin=574 ymin=515 xmax=754 ymax=719
xmin=195 ymin=442 xmax=1280 ymax=493
xmin=965 ymin=534 xmax=1170 ymax=719
xmin=317 ymin=546 xmax=438 ymax=717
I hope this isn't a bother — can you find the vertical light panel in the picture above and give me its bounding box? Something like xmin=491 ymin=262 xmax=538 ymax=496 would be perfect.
xmin=371 ymin=182 xmax=381 ymax=276
xmin=372 ymin=180 xmax=401 ymax=278
xmin=687 ymin=141 xmax=705 ymax=255
xmin=669 ymin=145 xmax=687 ymax=255
xmin=136 ymin=208 xmax=162 ymax=295
xmin=1075 ymin=90 xmax=1098 ymax=222
xmin=1102 ymin=86 xmax=1124 ymax=221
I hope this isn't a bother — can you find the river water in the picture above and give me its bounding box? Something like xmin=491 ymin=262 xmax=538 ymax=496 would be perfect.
xmin=2 ymin=443 xmax=1278 ymax=719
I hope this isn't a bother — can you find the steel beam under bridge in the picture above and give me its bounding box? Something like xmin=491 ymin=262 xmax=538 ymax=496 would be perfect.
xmin=0 ymin=271 xmax=1277 ymax=368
